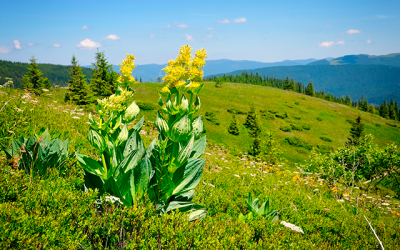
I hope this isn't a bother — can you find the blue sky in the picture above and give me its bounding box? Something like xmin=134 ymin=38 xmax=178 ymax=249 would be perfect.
xmin=0 ymin=0 xmax=399 ymax=65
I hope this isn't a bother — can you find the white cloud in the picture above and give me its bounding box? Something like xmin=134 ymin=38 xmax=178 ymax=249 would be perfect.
xmin=165 ymin=24 xmax=171 ymax=29
xmin=0 ymin=46 xmax=13 ymax=54
xmin=77 ymin=38 xmax=101 ymax=50
xmin=52 ymin=43 xmax=61 ymax=48
xmin=218 ymin=19 xmax=230 ymax=24
xmin=177 ymin=24 xmax=189 ymax=28
xmin=81 ymin=25 xmax=89 ymax=30
xmin=204 ymin=34 xmax=213 ymax=42
xmin=207 ymin=27 xmax=214 ymax=30
xmin=367 ymin=39 xmax=371 ymax=44
xmin=149 ymin=34 xmax=154 ymax=38
xmin=346 ymin=29 xmax=361 ymax=35
xmin=104 ymin=34 xmax=121 ymax=40
xmin=185 ymin=34 xmax=195 ymax=41
xmin=27 ymin=43 xmax=34 ymax=47
xmin=318 ymin=40 xmax=345 ymax=48
xmin=13 ymin=40 xmax=21 ymax=50
xmin=233 ymin=17 xmax=246 ymax=23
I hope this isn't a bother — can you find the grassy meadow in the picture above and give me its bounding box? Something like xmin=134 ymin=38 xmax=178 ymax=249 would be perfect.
xmin=1 ymin=83 xmax=400 ymax=249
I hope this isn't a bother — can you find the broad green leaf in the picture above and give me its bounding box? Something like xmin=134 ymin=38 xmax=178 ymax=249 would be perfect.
xmin=180 ymin=95 xmax=189 ymax=113
xmin=88 ymin=129 xmax=106 ymax=153
xmin=169 ymin=114 xmax=192 ymax=142
xmin=132 ymin=158 xmax=152 ymax=204
xmin=191 ymin=114 xmax=204 ymax=140
xmin=123 ymin=101 xmax=140 ymax=123
xmin=155 ymin=112 xmax=169 ymax=136
xmin=11 ymin=139 xmax=23 ymax=156
xmin=123 ymin=130 xmax=145 ymax=159
xmin=116 ymin=124 xmax=129 ymax=146
xmin=26 ymin=135 xmax=37 ymax=151
xmin=116 ymin=169 xmax=134 ymax=207
xmin=83 ymin=170 xmax=105 ymax=193
xmin=104 ymin=178 xmax=121 ymax=198
xmin=76 ymin=153 xmax=106 ymax=179
xmin=164 ymin=201 xmax=207 ymax=221
xmin=169 ymin=136 xmax=194 ymax=173
xmin=132 ymin=116 xmax=144 ymax=132
xmin=172 ymin=158 xmax=205 ymax=195
xmin=0 ymin=142 xmax=13 ymax=160
xmin=113 ymin=149 xmax=139 ymax=178
xmin=190 ymin=136 xmax=206 ymax=160
xmin=173 ymin=190 xmax=195 ymax=202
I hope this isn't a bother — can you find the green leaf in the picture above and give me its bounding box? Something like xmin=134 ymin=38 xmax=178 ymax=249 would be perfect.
xmin=116 ymin=169 xmax=134 ymax=207
xmin=172 ymin=158 xmax=205 ymax=195
xmin=180 ymin=95 xmax=189 ymax=113
xmin=88 ymin=129 xmax=106 ymax=153
xmin=155 ymin=111 xmax=169 ymax=136
xmin=192 ymin=114 xmax=204 ymax=140
xmin=116 ymin=124 xmax=129 ymax=146
xmin=83 ymin=170 xmax=105 ymax=193
xmin=169 ymin=136 xmax=194 ymax=173
xmin=0 ymin=142 xmax=13 ymax=160
xmin=190 ymin=136 xmax=206 ymax=160
xmin=26 ymin=135 xmax=37 ymax=151
xmin=132 ymin=158 xmax=152 ymax=204
xmin=132 ymin=116 xmax=144 ymax=132
xmin=169 ymin=114 xmax=192 ymax=142
xmin=76 ymin=153 xmax=106 ymax=179
xmin=164 ymin=201 xmax=206 ymax=221
xmin=113 ymin=149 xmax=138 ymax=178
xmin=123 ymin=101 xmax=140 ymax=123
xmin=123 ymin=130 xmax=145 ymax=161
xmin=104 ymin=178 xmax=122 ymax=198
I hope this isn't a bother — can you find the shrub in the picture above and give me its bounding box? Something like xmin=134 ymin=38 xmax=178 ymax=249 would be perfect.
xmin=267 ymin=109 xmax=278 ymax=114
xmin=0 ymin=128 xmax=69 ymax=175
xmin=386 ymin=123 xmax=397 ymax=127
xmin=260 ymin=110 xmax=275 ymax=120
xmin=290 ymin=123 xmax=303 ymax=131
xmin=275 ymin=112 xmax=289 ymax=119
xmin=294 ymin=116 xmax=301 ymax=120
xmin=280 ymin=125 xmax=292 ymax=132
xmin=316 ymin=117 xmax=322 ymax=121
xmin=228 ymin=114 xmax=239 ymax=135
xmin=285 ymin=136 xmax=312 ymax=150
xmin=320 ymin=136 xmax=333 ymax=142
xmin=301 ymin=124 xmax=311 ymax=130
xmin=205 ymin=111 xmax=220 ymax=125
xmin=137 ymin=101 xmax=158 ymax=111
xmin=227 ymin=108 xmax=247 ymax=115
xmin=295 ymin=102 xmax=299 ymax=105
xmin=215 ymin=82 xmax=224 ymax=88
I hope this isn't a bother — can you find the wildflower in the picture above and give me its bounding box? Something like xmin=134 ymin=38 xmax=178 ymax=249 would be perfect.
xmin=234 ymin=174 xmax=240 ymax=178
xmin=117 ymin=54 xmax=138 ymax=86
xmin=343 ymin=192 xmax=350 ymax=198
xmin=42 ymin=89 xmax=49 ymax=92
xmin=98 ymin=89 xmax=133 ymax=114
xmin=72 ymin=116 xmax=80 ymax=119
xmin=330 ymin=186 xmax=338 ymax=193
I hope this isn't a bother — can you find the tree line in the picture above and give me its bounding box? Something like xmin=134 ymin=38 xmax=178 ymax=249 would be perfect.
xmin=205 ymin=72 xmax=400 ymax=122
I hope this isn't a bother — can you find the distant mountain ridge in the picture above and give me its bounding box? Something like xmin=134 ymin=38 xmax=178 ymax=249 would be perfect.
xmin=309 ymin=53 xmax=400 ymax=67
xmin=84 ymin=58 xmax=321 ymax=82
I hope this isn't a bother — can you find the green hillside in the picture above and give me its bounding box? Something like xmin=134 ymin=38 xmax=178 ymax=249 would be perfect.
xmin=330 ymin=53 xmax=400 ymax=67
xmin=220 ymin=64 xmax=400 ymax=103
xmin=1 ymin=83 xmax=400 ymax=249
xmin=133 ymin=82 xmax=400 ymax=163
xmin=0 ymin=60 xmax=93 ymax=88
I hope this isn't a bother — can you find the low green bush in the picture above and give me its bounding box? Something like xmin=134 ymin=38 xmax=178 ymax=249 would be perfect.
xmin=215 ymin=82 xmax=224 ymax=88
xmin=320 ymin=136 xmax=333 ymax=142
xmin=302 ymin=124 xmax=311 ymax=130
xmin=260 ymin=110 xmax=275 ymax=120
xmin=290 ymin=123 xmax=303 ymax=131
xmin=227 ymin=108 xmax=247 ymax=115
xmin=275 ymin=112 xmax=289 ymax=119
xmin=267 ymin=109 xmax=278 ymax=114
xmin=205 ymin=111 xmax=220 ymax=125
xmin=280 ymin=125 xmax=292 ymax=132
xmin=386 ymin=123 xmax=397 ymax=127
xmin=294 ymin=116 xmax=301 ymax=120
xmin=137 ymin=101 xmax=158 ymax=111
xmin=285 ymin=136 xmax=312 ymax=150
xmin=316 ymin=117 xmax=322 ymax=121
xmin=294 ymin=102 xmax=299 ymax=105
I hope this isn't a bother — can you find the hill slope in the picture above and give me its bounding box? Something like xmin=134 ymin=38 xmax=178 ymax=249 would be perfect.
xmin=310 ymin=53 xmax=400 ymax=67
xmin=0 ymin=60 xmax=93 ymax=88
xmin=215 ymin=64 xmax=400 ymax=103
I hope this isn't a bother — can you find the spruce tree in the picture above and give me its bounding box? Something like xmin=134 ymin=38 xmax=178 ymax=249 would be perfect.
xmin=347 ymin=115 xmax=365 ymax=146
xmin=23 ymin=56 xmax=45 ymax=95
xmin=283 ymin=76 xmax=290 ymax=90
xmin=368 ymin=104 xmax=375 ymax=114
xmin=90 ymin=50 xmax=115 ymax=98
xmin=289 ymin=77 xmax=296 ymax=91
xmin=345 ymin=95 xmax=352 ymax=106
xmin=244 ymin=107 xmax=261 ymax=136
xmin=305 ymin=80 xmax=315 ymax=96
xmin=227 ymin=114 xmax=239 ymax=135
xmin=66 ymin=55 xmax=92 ymax=105
xmin=42 ymin=77 xmax=51 ymax=89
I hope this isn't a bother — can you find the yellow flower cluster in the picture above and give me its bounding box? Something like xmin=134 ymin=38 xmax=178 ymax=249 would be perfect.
xmin=117 ymin=54 xmax=138 ymax=85
xmin=162 ymin=45 xmax=207 ymax=91
xmin=98 ymin=89 xmax=133 ymax=113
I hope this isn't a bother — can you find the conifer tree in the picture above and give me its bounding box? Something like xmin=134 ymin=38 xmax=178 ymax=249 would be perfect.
xmin=90 ymin=50 xmax=115 ymax=98
xmin=227 ymin=114 xmax=239 ymax=135
xmin=305 ymin=80 xmax=315 ymax=96
xmin=283 ymin=76 xmax=290 ymax=90
xmin=66 ymin=55 xmax=91 ymax=105
xmin=23 ymin=56 xmax=46 ymax=95
xmin=289 ymin=77 xmax=296 ymax=91
xmin=42 ymin=77 xmax=51 ymax=89
xmin=347 ymin=115 xmax=364 ymax=146
xmin=368 ymin=104 xmax=375 ymax=114
xmin=244 ymin=107 xmax=261 ymax=136
xmin=345 ymin=95 xmax=352 ymax=106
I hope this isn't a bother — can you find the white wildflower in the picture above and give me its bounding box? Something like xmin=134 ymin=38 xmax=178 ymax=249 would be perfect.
xmin=72 ymin=116 xmax=80 ymax=119
xmin=42 ymin=89 xmax=49 ymax=92
xmin=104 ymin=195 xmax=123 ymax=205
xmin=208 ymin=183 xmax=215 ymax=188
xmin=280 ymin=221 xmax=304 ymax=234
xmin=234 ymin=174 xmax=240 ymax=178
xmin=381 ymin=203 xmax=390 ymax=206
xmin=53 ymin=100 xmax=57 ymax=103
xmin=250 ymin=173 xmax=256 ymax=177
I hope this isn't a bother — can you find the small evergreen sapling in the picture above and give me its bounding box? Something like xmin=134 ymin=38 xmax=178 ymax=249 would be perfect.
xmin=347 ymin=115 xmax=365 ymax=146
xmin=228 ymin=114 xmax=239 ymax=135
